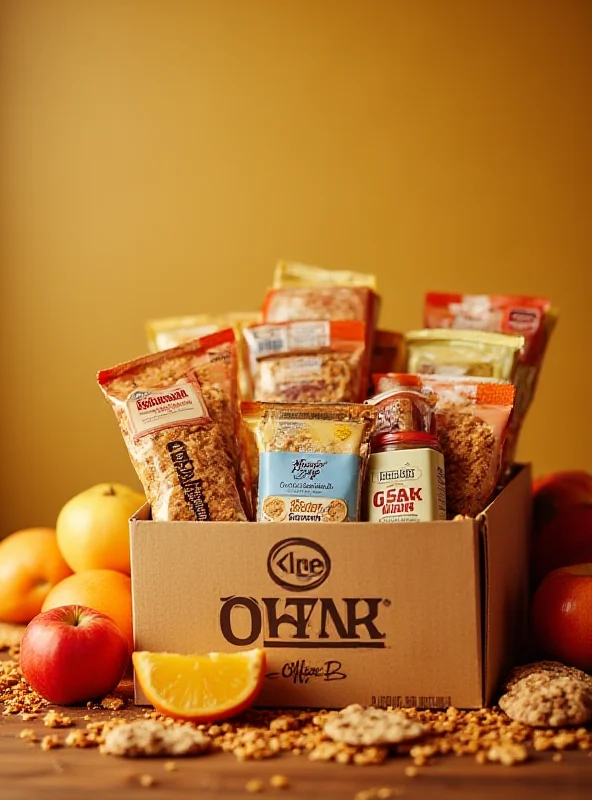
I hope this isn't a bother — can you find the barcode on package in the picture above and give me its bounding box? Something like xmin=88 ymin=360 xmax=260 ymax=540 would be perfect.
xmin=246 ymin=326 xmax=289 ymax=356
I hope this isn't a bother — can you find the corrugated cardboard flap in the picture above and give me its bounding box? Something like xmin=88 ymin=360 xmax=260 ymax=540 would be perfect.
xmin=480 ymin=464 xmax=532 ymax=704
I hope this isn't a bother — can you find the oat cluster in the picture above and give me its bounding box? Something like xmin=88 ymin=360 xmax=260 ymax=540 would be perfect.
xmin=498 ymin=662 xmax=592 ymax=728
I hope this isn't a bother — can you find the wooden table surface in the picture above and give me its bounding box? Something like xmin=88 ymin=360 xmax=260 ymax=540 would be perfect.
xmin=2 ymin=646 xmax=591 ymax=800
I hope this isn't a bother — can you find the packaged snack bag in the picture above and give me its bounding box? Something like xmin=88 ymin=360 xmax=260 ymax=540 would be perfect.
xmin=369 ymin=330 xmax=405 ymax=392
xmin=423 ymin=294 xmax=557 ymax=466
xmin=244 ymin=319 xmax=366 ymax=403
xmin=145 ymin=312 xmax=260 ymax=401
xmin=404 ymin=329 xmax=524 ymax=381
xmin=242 ymin=402 xmax=376 ymax=523
xmin=262 ymin=286 xmax=379 ymax=396
xmin=98 ymin=330 xmax=247 ymax=522
xmin=273 ymin=260 xmax=377 ymax=290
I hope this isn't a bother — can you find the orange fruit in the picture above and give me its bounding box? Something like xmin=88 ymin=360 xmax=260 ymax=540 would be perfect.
xmin=0 ymin=528 xmax=73 ymax=624
xmin=531 ymin=563 xmax=592 ymax=671
xmin=56 ymin=483 xmax=145 ymax=575
xmin=41 ymin=569 xmax=133 ymax=652
xmin=132 ymin=649 xmax=266 ymax=721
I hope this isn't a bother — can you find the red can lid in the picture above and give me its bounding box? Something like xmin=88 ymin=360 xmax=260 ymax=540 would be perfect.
xmin=371 ymin=431 xmax=440 ymax=451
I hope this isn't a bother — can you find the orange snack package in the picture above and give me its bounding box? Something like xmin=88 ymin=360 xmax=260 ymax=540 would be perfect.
xmin=244 ymin=319 xmax=366 ymax=403
xmin=97 ymin=330 xmax=248 ymax=522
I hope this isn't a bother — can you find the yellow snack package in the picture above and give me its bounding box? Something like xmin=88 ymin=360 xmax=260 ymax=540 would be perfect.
xmin=242 ymin=402 xmax=376 ymax=523
xmin=404 ymin=329 xmax=524 ymax=381
xmin=273 ymin=260 xmax=377 ymax=290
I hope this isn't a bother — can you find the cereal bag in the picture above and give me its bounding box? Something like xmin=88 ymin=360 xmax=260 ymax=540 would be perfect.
xmin=98 ymin=330 xmax=247 ymax=522
xmin=242 ymin=402 xmax=376 ymax=523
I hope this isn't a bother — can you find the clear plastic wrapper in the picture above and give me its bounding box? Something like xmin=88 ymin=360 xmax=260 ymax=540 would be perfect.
xmin=98 ymin=330 xmax=247 ymax=522
xmin=244 ymin=319 xmax=366 ymax=403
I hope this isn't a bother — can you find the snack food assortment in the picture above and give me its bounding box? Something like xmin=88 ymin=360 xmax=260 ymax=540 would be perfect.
xmin=97 ymin=263 xmax=556 ymax=523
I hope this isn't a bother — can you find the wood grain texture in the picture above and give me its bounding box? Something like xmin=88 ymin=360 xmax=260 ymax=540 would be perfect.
xmin=2 ymin=644 xmax=591 ymax=799
xmin=1 ymin=695 xmax=591 ymax=799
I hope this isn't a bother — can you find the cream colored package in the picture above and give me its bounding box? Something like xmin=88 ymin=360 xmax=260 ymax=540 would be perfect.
xmin=405 ymin=329 xmax=524 ymax=381
xmin=273 ymin=260 xmax=377 ymax=290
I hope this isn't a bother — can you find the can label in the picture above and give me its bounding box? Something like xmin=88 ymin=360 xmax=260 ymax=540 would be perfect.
xmin=366 ymin=448 xmax=446 ymax=523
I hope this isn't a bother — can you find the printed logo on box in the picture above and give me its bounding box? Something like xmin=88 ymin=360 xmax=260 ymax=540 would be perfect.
xmin=218 ymin=538 xmax=388 ymax=656
xmin=267 ymin=538 xmax=331 ymax=591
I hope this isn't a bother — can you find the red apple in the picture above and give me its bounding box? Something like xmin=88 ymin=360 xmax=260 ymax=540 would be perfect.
xmin=532 ymin=504 xmax=592 ymax=586
xmin=20 ymin=605 xmax=129 ymax=704
xmin=531 ymin=563 xmax=592 ymax=671
xmin=533 ymin=470 xmax=592 ymax=534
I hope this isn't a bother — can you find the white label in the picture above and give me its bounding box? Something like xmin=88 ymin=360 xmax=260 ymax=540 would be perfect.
xmin=366 ymin=448 xmax=446 ymax=523
xmin=245 ymin=325 xmax=289 ymax=356
xmin=125 ymin=379 xmax=210 ymax=439
xmin=287 ymin=321 xmax=330 ymax=350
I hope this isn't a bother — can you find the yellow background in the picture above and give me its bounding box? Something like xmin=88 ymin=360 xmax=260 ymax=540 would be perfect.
xmin=1 ymin=0 xmax=590 ymax=537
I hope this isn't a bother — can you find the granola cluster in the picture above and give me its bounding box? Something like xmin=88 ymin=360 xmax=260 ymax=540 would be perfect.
xmin=498 ymin=662 xmax=592 ymax=728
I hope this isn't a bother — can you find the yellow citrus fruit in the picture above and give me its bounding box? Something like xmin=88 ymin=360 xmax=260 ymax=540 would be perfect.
xmin=132 ymin=649 xmax=266 ymax=722
xmin=56 ymin=483 xmax=145 ymax=575
xmin=0 ymin=528 xmax=73 ymax=623
xmin=42 ymin=569 xmax=133 ymax=652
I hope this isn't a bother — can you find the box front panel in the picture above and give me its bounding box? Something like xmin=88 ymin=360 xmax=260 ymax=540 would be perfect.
xmin=130 ymin=521 xmax=483 ymax=708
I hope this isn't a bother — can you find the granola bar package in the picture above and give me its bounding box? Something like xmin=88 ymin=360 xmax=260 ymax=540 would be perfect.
xmin=145 ymin=312 xmax=260 ymax=401
xmin=423 ymin=293 xmax=558 ymax=464
xmin=273 ymin=260 xmax=378 ymax=290
xmin=405 ymin=329 xmax=524 ymax=381
xmin=244 ymin=319 xmax=366 ymax=403
xmin=242 ymin=402 xmax=376 ymax=523
xmin=98 ymin=330 xmax=247 ymax=522
xmin=373 ymin=375 xmax=515 ymax=517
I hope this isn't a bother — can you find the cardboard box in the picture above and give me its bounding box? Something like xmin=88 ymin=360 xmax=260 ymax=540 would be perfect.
xmin=130 ymin=465 xmax=531 ymax=709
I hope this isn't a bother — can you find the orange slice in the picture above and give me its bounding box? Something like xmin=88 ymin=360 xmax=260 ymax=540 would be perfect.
xmin=132 ymin=648 xmax=266 ymax=722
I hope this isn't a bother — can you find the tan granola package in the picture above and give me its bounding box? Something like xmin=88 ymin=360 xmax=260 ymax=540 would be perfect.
xmin=405 ymin=329 xmax=524 ymax=381
xmin=262 ymin=274 xmax=380 ymax=398
xmin=244 ymin=319 xmax=366 ymax=403
xmin=273 ymin=260 xmax=377 ymax=290
xmin=98 ymin=330 xmax=247 ymax=522
xmin=242 ymin=401 xmax=376 ymax=523
xmin=371 ymin=374 xmax=515 ymax=517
